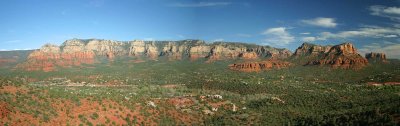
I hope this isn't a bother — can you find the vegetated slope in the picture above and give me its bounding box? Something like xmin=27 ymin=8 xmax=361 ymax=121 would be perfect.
xmin=0 ymin=59 xmax=399 ymax=125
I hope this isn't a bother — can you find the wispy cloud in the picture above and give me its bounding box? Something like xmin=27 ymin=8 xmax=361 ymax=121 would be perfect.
xmin=143 ymin=38 xmax=155 ymax=41
xmin=328 ymin=26 xmax=399 ymax=38
xmin=169 ymin=2 xmax=231 ymax=7
xmin=384 ymin=34 xmax=398 ymax=38
xmin=359 ymin=42 xmax=400 ymax=59
xmin=261 ymin=27 xmax=294 ymax=46
xmin=301 ymin=17 xmax=337 ymax=28
xmin=305 ymin=25 xmax=400 ymax=41
xmin=213 ymin=38 xmax=224 ymax=42
xmin=302 ymin=37 xmax=316 ymax=42
xmin=300 ymin=32 xmax=311 ymax=35
xmin=370 ymin=5 xmax=400 ymax=21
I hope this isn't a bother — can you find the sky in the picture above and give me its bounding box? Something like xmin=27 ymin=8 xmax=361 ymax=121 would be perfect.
xmin=0 ymin=0 xmax=400 ymax=59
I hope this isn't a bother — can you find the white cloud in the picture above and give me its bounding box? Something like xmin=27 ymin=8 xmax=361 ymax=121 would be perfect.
xmin=302 ymin=37 xmax=316 ymax=42
xmin=311 ymin=26 xmax=400 ymax=40
xmin=143 ymin=38 xmax=155 ymax=41
xmin=169 ymin=2 xmax=231 ymax=7
xmin=370 ymin=5 xmax=400 ymax=21
xmin=384 ymin=34 xmax=398 ymax=38
xmin=301 ymin=17 xmax=337 ymax=28
xmin=338 ymin=27 xmax=399 ymax=38
xmin=261 ymin=27 xmax=294 ymax=46
xmin=359 ymin=42 xmax=400 ymax=59
xmin=300 ymin=32 xmax=310 ymax=35
xmin=213 ymin=38 xmax=224 ymax=42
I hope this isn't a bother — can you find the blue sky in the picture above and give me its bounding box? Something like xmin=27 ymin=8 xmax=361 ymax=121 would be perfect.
xmin=0 ymin=0 xmax=400 ymax=58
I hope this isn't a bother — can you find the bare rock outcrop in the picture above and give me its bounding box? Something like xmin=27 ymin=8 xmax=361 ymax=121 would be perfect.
xmin=239 ymin=52 xmax=258 ymax=59
xmin=19 ymin=49 xmax=95 ymax=72
xmin=306 ymin=43 xmax=368 ymax=69
xmin=365 ymin=52 xmax=387 ymax=63
xmin=229 ymin=60 xmax=291 ymax=72
xmin=20 ymin=39 xmax=293 ymax=71
xmin=293 ymin=42 xmax=331 ymax=56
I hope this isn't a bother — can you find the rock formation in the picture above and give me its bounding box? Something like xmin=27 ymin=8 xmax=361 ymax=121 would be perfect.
xmin=365 ymin=52 xmax=387 ymax=63
xmin=306 ymin=43 xmax=368 ymax=69
xmin=229 ymin=60 xmax=291 ymax=72
xmin=18 ymin=43 xmax=95 ymax=72
xmin=293 ymin=42 xmax=331 ymax=57
xmin=20 ymin=39 xmax=292 ymax=71
xmin=239 ymin=52 xmax=258 ymax=59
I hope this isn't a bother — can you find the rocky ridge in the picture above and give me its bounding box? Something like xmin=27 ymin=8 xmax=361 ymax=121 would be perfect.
xmin=20 ymin=39 xmax=291 ymax=71
xmin=306 ymin=43 xmax=368 ymax=69
xmin=229 ymin=60 xmax=291 ymax=72
xmin=293 ymin=42 xmax=332 ymax=57
xmin=18 ymin=39 xmax=380 ymax=71
xmin=365 ymin=52 xmax=387 ymax=63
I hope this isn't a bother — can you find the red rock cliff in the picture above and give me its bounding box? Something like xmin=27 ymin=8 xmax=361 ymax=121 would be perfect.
xmin=365 ymin=52 xmax=387 ymax=63
xmin=229 ymin=60 xmax=291 ymax=72
xmin=307 ymin=43 xmax=368 ymax=69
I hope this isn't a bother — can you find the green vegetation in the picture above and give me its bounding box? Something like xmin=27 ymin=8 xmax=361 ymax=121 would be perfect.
xmin=0 ymin=57 xmax=399 ymax=125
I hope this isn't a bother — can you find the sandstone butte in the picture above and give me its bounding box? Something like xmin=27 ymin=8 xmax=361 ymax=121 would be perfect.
xmin=18 ymin=39 xmax=292 ymax=72
xmin=230 ymin=42 xmax=371 ymax=72
xmin=365 ymin=52 xmax=387 ymax=63
xmin=306 ymin=43 xmax=368 ymax=69
xmin=229 ymin=60 xmax=292 ymax=72
xmin=293 ymin=42 xmax=369 ymax=69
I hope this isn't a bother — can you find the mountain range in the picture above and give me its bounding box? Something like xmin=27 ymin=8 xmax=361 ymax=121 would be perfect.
xmin=0 ymin=38 xmax=389 ymax=72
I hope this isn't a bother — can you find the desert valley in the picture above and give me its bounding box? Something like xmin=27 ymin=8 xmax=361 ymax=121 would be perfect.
xmin=0 ymin=39 xmax=399 ymax=125
xmin=1 ymin=0 xmax=400 ymax=125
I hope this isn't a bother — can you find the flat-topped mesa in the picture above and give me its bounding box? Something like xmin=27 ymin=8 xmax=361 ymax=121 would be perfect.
xmin=207 ymin=42 xmax=292 ymax=62
xmin=20 ymin=39 xmax=292 ymax=71
xmin=19 ymin=43 xmax=95 ymax=72
xmin=306 ymin=42 xmax=368 ymax=69
xmin=229 ymin=60 xmax=291 ymax=72
xmin=293 ymin=42 xmax=331 ymax=56
xmin=365 ymin=52 xmax=387 ymax=63
xmin=57 ymin=39 xmax=291 ymax=60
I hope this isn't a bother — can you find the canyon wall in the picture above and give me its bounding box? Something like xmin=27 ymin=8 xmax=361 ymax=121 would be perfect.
xmin=20 ymin=39 xmax=292 ymax=71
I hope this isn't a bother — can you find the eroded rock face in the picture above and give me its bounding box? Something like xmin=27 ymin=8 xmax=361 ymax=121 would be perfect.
xmin=265 ymin=49 xmax=292 ymax=59
xmin=293 ymin=42 xmax=331 ymax=56
xmin=19 ymin=50 xmax=95 ymax=72
xmin=85 ymin=39 xmax=128 ymax=56
xmin=229 ymin=60 xmax=291 ymax=72
xmin=21 ymin=39 xmax=293 ymax=71
xmin=239 ymin=52 xmax=258 ymax=59
xmin=365 ymin=52 xmax=387 ymax=62
xmin=40 ymin=44 xmax=60 ymax=53
xmin=206 ymin=42 xmax=292 ymax=62
xmin=189 ymin=45 xmax=211 ymax=60
xmin=306 ymin=43 xmax=368 ymax=69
